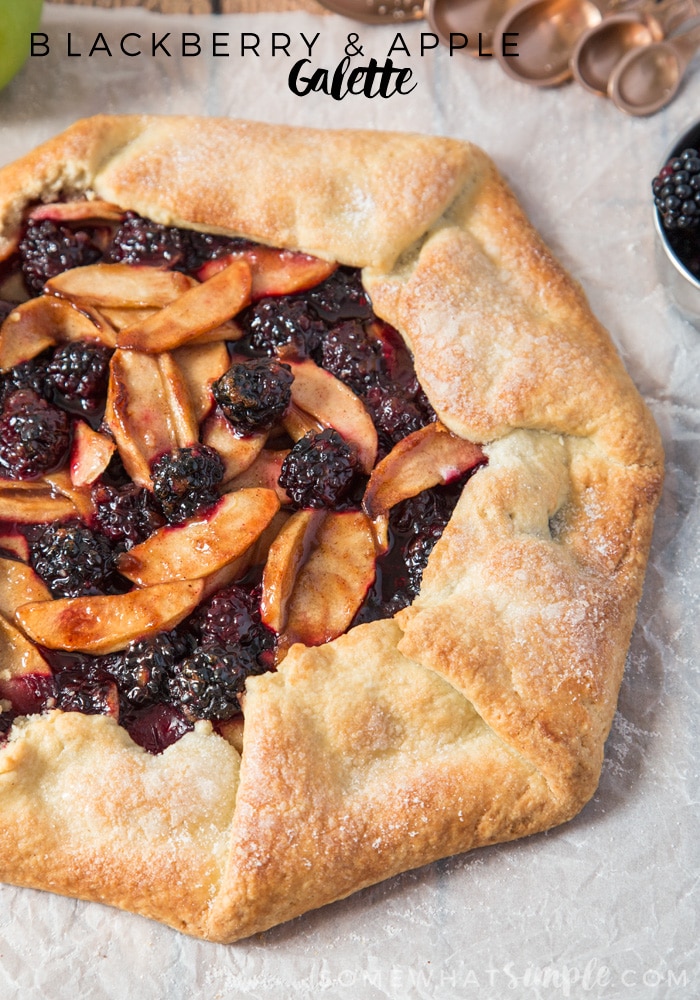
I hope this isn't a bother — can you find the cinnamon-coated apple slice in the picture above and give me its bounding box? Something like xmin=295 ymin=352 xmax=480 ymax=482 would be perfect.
xmin=0 ymin=487 xmax=77 ymax=523
xmin=156 ymin=353 xmax=200 ymax=448
xmin=70 ymin=421 xmax=116 ymax=488
xmin=0 ymin=557 xmax=52 ymax=617
xmin=117 ymin=488 xmax=280 ymax=587
xmin=260 ymin=509 xmax=325 ymax=633
xmin=105 ymin=348 xmax=190 ymax=487
xmin=28 ymin=200 xmax=125 ymax=223
xmin=45 ymin=263 xmax=196 ymax=307
xmin=282 ymin=403 xmax=324 ymax=443
xmin=222 ymin=448 xmax=291 ymax=505
xmin=363 ymin=422 xmax=485 ymax=523
xmin=0 ymin=296 xmax=116 ymax=369
xmin=117 ymin=259 xmax=252 ymax=352
xmin=44 ymin=470 xmax=95 ymax=520
xmin=16 ymin=578 xmax=205 ymax=654
xmin=281 ymin=510 xmax=376 ymax=650
xmin=201 ymin=411 xmax=267 ymax=481
xmin=0 ymin=531 xmax=30 ymax=562
xmin=285 ymin=358 xmax=378 ymax=473
xmin=173 ymin=342 xmax=230 ymax=423
xmin=0 ymin=615 xmax=52 ymax=691
xmin=197 ymin=247 xmax=335 ymax=300
xmin=199 ymin=510 xmax=289 ymax=602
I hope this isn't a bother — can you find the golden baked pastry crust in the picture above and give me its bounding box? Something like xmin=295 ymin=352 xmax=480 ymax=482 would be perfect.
xmin=0 ymin=116 xmax=663 ymax=941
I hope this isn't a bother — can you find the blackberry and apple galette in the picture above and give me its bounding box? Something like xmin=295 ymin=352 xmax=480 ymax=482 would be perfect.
xmin=0 ymin=117 xmax=663 ymax=941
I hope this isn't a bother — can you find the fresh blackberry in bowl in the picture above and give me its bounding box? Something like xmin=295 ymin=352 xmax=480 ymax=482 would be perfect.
xmin=104 ymin=212 xmax=188 ymax=269
xmin=45 ymin=341 xmax=112 ymax=411
xmin=30 ymin=520 xmax=114 ymax=598
xmin=213 ymin=359 xmax=293 ymax=434
xmin=19 ymin=219 xmax=102 ymax=296
xmin=102 ymin=630 xmax=194 ymax=705
xmin=151 ymin=444 xmax=224 ymax=523
xmin=241 ymin=297 xmax=326 ymax=357
xmin=652 ymin=148 xmax=700 ymax=230
xmin=195 ymin=584 xmax=275 ymax=664
xmin=0 ymin=389 xmax=71 ymax=480
xmin=305 ymin=267 xmax=373 ymax=323
xmin=91 ymin=481 xmax=165 ymax=550
xmin=168 ymin=646 xmax=249 ymax=721
xmin=319 ymin=321 xmax=382 ymax=394
xmin=279 ymin=428 xmax=359 ymax=509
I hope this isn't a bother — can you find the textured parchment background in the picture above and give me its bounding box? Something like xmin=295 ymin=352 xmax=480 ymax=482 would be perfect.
xmin=0 ymin=4 xmax=698 ymax=998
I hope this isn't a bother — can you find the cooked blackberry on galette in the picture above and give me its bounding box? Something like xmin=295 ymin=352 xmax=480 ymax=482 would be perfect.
xmin=0 ymin=117 xmax=663 ymax=942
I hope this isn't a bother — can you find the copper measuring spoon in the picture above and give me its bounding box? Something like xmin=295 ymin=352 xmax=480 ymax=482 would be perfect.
xmin=314 ymin=0 xmax=424 ymax=22
xmin=494 ymin=0 xmax=629 ymax=86
xmin=609 ymin=18 xmax=700 ymax=112
xmin=572 ymin=0 xmax=697 ymax=95
xmin=425 ymin=0 xmax=522 ymax=56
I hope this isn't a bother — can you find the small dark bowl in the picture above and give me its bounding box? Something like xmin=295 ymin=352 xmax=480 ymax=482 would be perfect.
xmin=654 ymin=118 xmax=700 ymax=324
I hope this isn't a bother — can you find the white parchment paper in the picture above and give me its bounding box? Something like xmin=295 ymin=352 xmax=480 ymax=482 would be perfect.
xmin=0 ymin=5 xmax=698 ymax=998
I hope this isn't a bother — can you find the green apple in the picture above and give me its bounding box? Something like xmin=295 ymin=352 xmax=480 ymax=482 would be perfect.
xmin=0 ymin=0 xmax=44 ymax=92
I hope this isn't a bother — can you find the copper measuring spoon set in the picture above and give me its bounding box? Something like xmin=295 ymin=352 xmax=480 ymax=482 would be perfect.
xmin=315 ymin=0 xmax=700 ymax=115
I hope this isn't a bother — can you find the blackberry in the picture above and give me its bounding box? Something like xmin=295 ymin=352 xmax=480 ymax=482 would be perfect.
xmin=319 ymin=321 xmax=382 ymax=394
xmin=121 ymin=702 xmax=193 ymax=754
xmin=30 ymin=520 xmax=114 ymax=598
xmin=213 ymin=359 xmax=293 ymax=434
xmin=364 ymin=382 xmax=430 ymax=452
xmin=0 ymin=356 xmax=50 ymax=409
xmin=104 ymin=212 xmax=188 ymax=269
xmin=102 ymin=630 xmax=193 ymax=705
xmin=183 ymin=232 xmax=253 ymax=273
xmin=151 ymin=444 xmax=224 ymax=523
xmin=279 ymin=428 xmax=358 ymax=509
xmin=404 ymin=524 xmax=448 ymax=595
xmin=0 ymin=711 xmax=14 ymax=741
xmin=0 ymin=389 xmax=71 ymax=480
xmin=305 ymin=267 xmax=373 ymax=323
xmin=652 ymin=148 xmax=700 ymax=230
xmin=195 ymin=584 xmax=275 ymax=664
xmin=168 ymin=646 xmax=249 ymax=721
xmin=55 ymin=668 xmax=119 ymax=716
xmin=45 ymin=341 xmax=111 ymax=411
xmin=91 ymin=481 xmax=165 ymax=550
xmin=19 ymin=219 xmax=101 ymax=296
xmin=242 ymin=297 xmax=326 ymax=357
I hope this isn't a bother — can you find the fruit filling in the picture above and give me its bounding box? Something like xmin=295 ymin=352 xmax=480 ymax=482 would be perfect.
xmin=0 ymin=200 xmax=486 ymax=753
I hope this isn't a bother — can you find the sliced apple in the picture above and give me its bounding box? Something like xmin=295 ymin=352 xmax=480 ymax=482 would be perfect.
xmin=98 ymin=306 xmax=158 ymax=330
xmin=0 ymin=487 xmax=77 ymax=523
xmin=156 ymin=352 xmax=199 ymax=448
xmin=0 ymin=614 xmax=52 ymax=688
xmin=45 ymin=263 xmax=196 ymax=307
xmin=70 ymin=421 xmax=116 ymax=487
xmin=284 ymin=358 xmax=378 ymax=473
xmin=282 ymin=402 xmax=324 ymax=443
xmin=222 ymin=448 xmax=291 ymax=505
xmin=105 ymin=348 xmax=186 ymax=487
xmin=281 ymin=510 xmax=376 ymax=649
xmin=197 ymin=247 xmax=336 ymax=300
xmin=201 ymin=411 xmax=266 ymax=481
xmin=261 ymin=509 xmax=325 ymax=633
xmin=28 ymin=200 xmax=125 ymax=223
xmin=44 ymin=470 xmax=95 ymax=520
xmin=173 ymin=343 xmax=231 ymax=424
xmin=199 ymin=509 xmax=289 ymax=602
xmin=363 ymin=422 xmax=485 ymax=524
xmin=0 ymin=295 xmax=115 ymax=370
xmin=117 ymin=259 xmax=252 ymax=353
xmin=0 ymin=531 xmax=30 ymax=562
xmin=16 ymin=578 xmax=205 ymax=654
xmin=0 ymin=557 xmax=53 ymax=617
xmin=117 ymin=488 xmax=280 ymax=587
